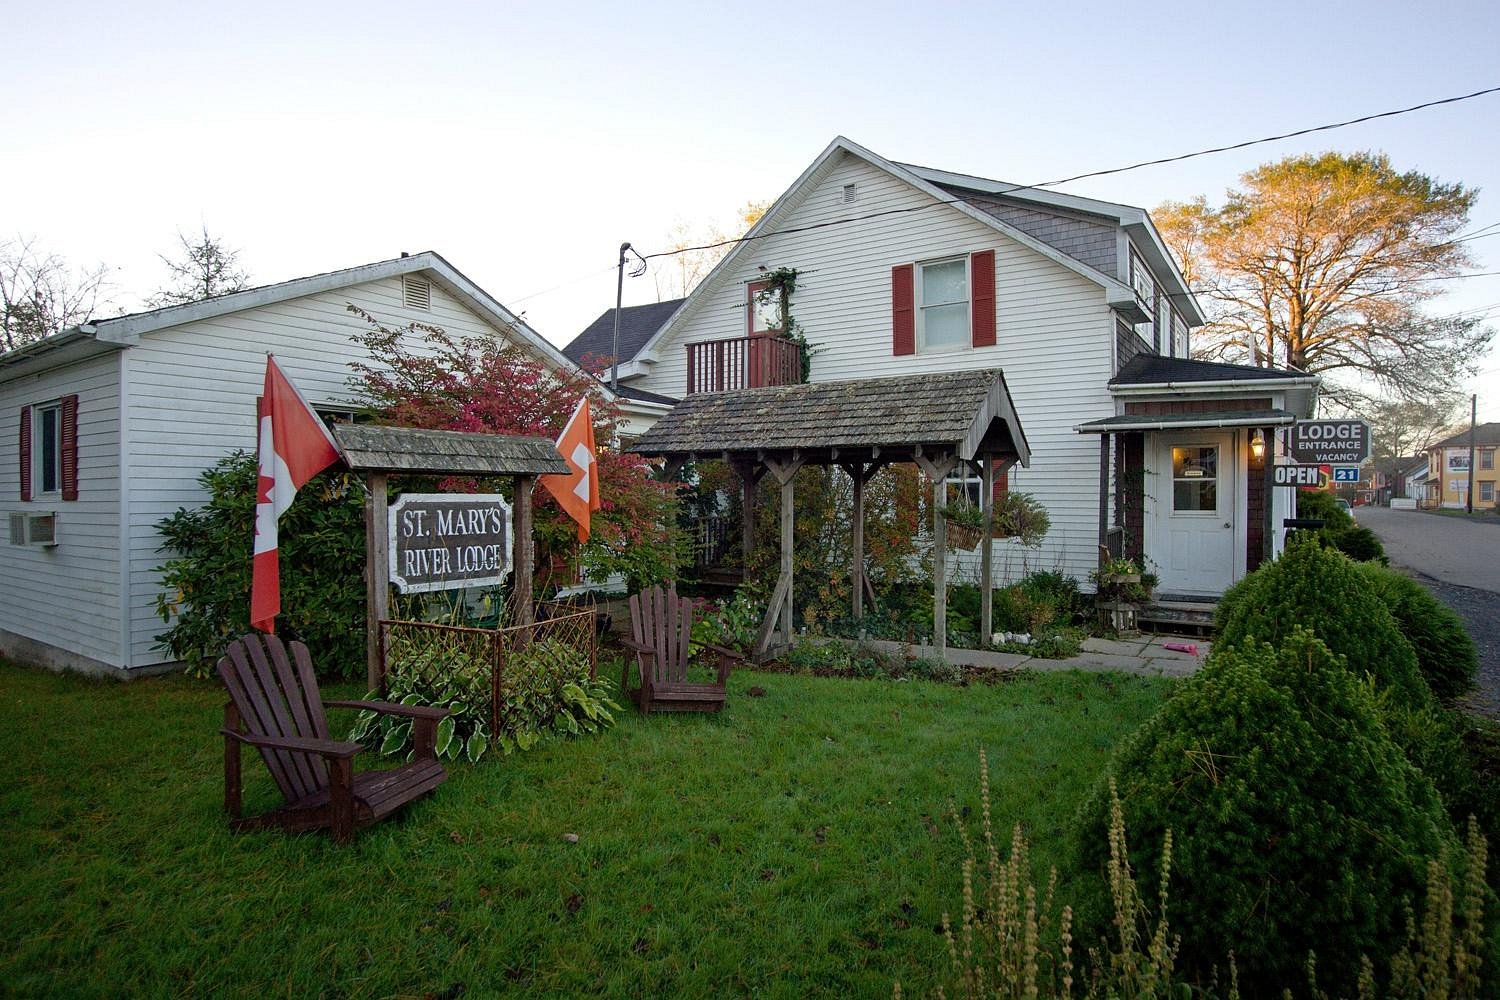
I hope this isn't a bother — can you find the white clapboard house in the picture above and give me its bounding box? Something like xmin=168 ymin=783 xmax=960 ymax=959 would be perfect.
xmin=1 ymin=252 xmax=665 ymax=676
xmin=566 ymin=137 xmax=1319 ymax=607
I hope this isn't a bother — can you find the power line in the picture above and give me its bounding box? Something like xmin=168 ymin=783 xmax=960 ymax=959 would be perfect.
xmin=638 ymin=85 xmax=1500 ymax=262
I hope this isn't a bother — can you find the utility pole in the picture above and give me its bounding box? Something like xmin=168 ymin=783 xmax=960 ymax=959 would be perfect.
xmin=1467 ymin=393 xmax=1477 ymax=514
xmin=610 ymin=242 xmax=631 ymax=393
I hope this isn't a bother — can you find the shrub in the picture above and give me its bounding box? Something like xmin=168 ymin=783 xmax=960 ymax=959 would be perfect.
xmin=1297 ymin=489 xmax=1353 ymax=529
xmin=1074 ymin=629 xmax=1456 ymax=992
xmin=1215 ymin=534 xmax=1427 ymax=704
xmin=154 ymin=451 xmax=366 ymax=679
xmin=496 ymin=639 xmax=619 ymax=753
xmin=1355 ymin=562 xmax=1477 ymax=700
xmin=1328 ymin=523 xmax=1388 ymax=563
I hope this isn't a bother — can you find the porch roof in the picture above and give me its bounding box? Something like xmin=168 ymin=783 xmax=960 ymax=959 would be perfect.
xmin=628 ymin=369 xmax=1030 ymax=467
xmin=1075 ymin=409 xmax=1296 ymax=434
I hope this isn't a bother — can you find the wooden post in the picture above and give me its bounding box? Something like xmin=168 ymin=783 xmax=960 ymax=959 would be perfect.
xmin=1098 ymin=433 xmax=1110 ymax=554
xmin=734 ymin=459 xmax=764 ymax=571
xmin=753 ymin=457 xmax=801 ymax=659
xmin=513 ymin=475 xmax=534 ymax=627
xmin=364 ymin=472 xmax=390 ymax=693
xmin=980 ymin=455 xmax=994 ymax=647
xmin=914 ymin=452 xmax=957 ymax=661
xmin=851 ymin=464 xmax=866 ymax=620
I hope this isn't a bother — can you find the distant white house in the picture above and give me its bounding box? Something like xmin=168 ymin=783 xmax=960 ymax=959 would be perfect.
xmin=1 ymin=251 xmax=664 ymax=676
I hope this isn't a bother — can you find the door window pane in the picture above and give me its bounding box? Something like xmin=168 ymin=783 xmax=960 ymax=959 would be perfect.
xmin=1171 ymin=445 xmax=1218 ymax=512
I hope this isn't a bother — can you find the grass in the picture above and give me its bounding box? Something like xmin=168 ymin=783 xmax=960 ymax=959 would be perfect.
xmin=0 ymin=660 xmax=1170 ymax=998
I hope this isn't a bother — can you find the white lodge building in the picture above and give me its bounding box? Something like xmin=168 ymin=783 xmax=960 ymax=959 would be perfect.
xmin=1 ymin=252 xmax=662 ymax=676
xmin=567 ymin=137 xmax=1318 ymax=599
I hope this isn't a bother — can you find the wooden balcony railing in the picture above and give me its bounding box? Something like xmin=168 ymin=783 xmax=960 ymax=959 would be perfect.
xmin=685 ymin=334 xmax=803 ymax=394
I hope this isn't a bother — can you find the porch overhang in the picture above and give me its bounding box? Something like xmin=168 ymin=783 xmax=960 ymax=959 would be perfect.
xmin=1075 ymin=409 xmax=1297 ymax=434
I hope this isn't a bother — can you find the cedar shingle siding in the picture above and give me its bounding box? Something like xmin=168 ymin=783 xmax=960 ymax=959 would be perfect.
xmin=945 ymin=191 xmax=1118 ymax=276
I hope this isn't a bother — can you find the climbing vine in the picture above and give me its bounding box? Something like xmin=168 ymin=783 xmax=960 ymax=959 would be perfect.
xmin=755 ymin=266 xmax=813 ymax=383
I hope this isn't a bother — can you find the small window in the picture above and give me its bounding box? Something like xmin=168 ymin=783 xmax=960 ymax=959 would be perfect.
xmin=917 ymin=257 xmax=969 ymax=352
xmin=747 ymin=280 xmax=781 ymax=335
xmin=842 ymin=183 xmax=858 ymax=204
xmin=1481 ymin=450 xmax=1495 ymax=471
xmin=1480 ymin=481 xmax=1494 ymax=503
xmin=1171 ymin=445 xmax=1218 ymax=513
xmin=402 ymin=274 xmax=432 ymax=311
xmin=33 ymin=402 xmax=62 ymax=496
xmin=944 ymin=470 xmax=982 ymax=508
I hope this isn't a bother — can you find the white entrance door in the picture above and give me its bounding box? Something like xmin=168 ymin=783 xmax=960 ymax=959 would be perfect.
xmin=1155 ymin=433 xmax=1237 ymax=595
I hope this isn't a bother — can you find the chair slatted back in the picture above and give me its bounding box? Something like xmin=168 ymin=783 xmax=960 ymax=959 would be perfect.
xmin=217 ymin=633 xmax=331 ymax=803
xmin=629 ymin=584 xmax=694 ymax=685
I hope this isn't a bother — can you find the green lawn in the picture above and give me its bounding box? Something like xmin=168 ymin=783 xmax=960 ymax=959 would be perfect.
xmin=0 ymin=661 xmax=1169 ymax=998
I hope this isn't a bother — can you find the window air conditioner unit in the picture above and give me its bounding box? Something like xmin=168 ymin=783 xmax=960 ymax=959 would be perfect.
xmin=8 ymin=512 xmax=59 ymax=547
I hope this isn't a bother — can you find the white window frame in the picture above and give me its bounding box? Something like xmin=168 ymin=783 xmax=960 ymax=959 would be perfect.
xmin=916 ymin=255 xmax=971 ymax=354
xmin=32 ymin=400 xmax=63 ymax=498
xmin=1481 ymin=450 xmax=1495 ymax=471
xmin=1480 ymin=481 xmax=1495 ymax=503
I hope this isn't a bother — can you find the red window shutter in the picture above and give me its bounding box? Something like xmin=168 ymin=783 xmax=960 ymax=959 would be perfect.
xmin=891 ymin=264 xmax=915 ymax=356
xmin=971 ymin=250 xmax=996 ymax=347
xmin=60 ymin=395 xmax=79 ymax=501
xmin=18 ymin=405 xmax=31 ymax=502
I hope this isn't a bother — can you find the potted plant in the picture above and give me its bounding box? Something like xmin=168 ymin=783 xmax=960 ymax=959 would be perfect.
xmin=939 ymin=497 xmax=986 ymax=550
xmin=1090 ymin=557 xmax=1149 ymax=634
xmin=993 ymin=491 xmax=1051 ymax=547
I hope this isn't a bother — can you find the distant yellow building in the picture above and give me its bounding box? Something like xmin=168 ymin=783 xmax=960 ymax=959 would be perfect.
xmin=1424 ymin=422 xmax=1498 ymax=510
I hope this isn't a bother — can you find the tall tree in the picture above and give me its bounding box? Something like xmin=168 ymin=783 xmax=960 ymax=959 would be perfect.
xmin=0 ymin=236 xmax=112 ymax=352
xmin=651 ymin=199 xmax=771 ymax=300
xmin=1155 ymin=152 xmax=1494 ymax=411
xmin=150 ymin=226 xmax=251 ymax=307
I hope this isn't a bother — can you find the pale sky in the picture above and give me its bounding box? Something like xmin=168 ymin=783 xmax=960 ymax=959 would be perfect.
xmin=5 ymin=0 xmax=1499 ymax=419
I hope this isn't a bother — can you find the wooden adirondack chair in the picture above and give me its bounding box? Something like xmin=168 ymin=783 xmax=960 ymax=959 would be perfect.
xmin=622 ymin=584 xmax=742 ymax=714
xmin=217 ymin=632 xmax=449 ymax=843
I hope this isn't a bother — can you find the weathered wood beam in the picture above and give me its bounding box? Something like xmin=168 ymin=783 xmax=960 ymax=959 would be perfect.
xmin=981 ymin=454 xmax=994 ymax=647
xmin=513 ymin=475 xmax=534 ymax=627
xmin=364 ymin=472 xmax=390 ymax=693
xmin=851 ymin=463 xmax=866 ymax=619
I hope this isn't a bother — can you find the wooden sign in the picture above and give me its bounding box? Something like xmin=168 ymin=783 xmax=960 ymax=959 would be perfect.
xmin=388 ymin=493 xmax=511 ymax=593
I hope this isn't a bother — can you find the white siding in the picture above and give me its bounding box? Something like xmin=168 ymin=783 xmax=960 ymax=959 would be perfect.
xmin=632 ymin=151 xmax=1117 ymax=583
xmin=0 ymin=352 xmax=124 ymax=665
xmin=124 ymin=276 xmax=526 ymax=665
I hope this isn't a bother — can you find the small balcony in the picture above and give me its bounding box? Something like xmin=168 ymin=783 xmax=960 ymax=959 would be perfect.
xmin=685 ymin=333 xmax=803 ymax=395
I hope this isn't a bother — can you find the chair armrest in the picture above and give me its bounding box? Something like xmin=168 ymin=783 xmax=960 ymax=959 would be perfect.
xmin=619 ymin=638 xmax=656 ymax=656
xmin=701 ymin=642 xmax=746 ymax=662
xmin=220 ymin=729 xmax=363 ymax=759
xmin=325 ymin=700 xmax=450 ymax=721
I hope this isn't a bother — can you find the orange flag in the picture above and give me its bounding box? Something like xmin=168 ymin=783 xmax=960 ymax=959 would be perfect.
xmin=539 ymin=398 xmax=601 ymax=541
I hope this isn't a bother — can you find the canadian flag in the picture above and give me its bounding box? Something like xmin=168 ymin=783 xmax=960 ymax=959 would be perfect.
xmin=250 ymin=357 xmax=342 ymax=632
xmin=539 ymin=398 xmax=601 ymax=542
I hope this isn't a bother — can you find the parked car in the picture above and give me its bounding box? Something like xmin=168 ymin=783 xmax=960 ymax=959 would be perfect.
xmin=1335 ymin=498 xmax=1355 ymax=521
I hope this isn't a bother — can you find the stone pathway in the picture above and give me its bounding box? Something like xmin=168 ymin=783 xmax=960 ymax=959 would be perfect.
xmin=858 ymin=634 xmax=1209 ymax=679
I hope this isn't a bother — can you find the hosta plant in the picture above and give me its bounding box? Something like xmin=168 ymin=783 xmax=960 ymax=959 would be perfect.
xmin=495 ymin=638 xmax=619 ymax=754
xmin=349 ymin=631 xmax=494 ymax=763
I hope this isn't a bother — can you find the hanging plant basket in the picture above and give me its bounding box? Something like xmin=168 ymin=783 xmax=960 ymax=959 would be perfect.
xmin=945 ymin=522 xmax=985 ymax=550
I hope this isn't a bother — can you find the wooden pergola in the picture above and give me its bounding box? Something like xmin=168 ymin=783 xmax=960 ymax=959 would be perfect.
xmin=630 ymin=370 xmax=1030 ymax=661
xmin=331 ymin=424 xmax=570 ymax=689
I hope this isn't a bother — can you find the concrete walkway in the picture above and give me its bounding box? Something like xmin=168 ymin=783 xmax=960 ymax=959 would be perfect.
xmin=857 ymin=634 xmax=1209 ymax=679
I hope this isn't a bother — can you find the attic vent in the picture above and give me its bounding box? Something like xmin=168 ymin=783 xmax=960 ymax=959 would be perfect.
xmin=842 ymin=183 xmax=858 ymax=204
xmin=402 ymin=274 xmax=432 ymax=311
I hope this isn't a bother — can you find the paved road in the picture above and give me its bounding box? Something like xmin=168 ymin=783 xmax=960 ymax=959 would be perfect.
xmin=1356 ymin=506 xmax=1500 ymax=592
xmin=1358 ymin=506 xmax=1500 ymax=716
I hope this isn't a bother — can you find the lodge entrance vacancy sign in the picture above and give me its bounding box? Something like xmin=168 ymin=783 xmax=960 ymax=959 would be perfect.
xmin=388 ymin=493 xmax=511 ymax=593
xmin=1289 ymin=419 xmax=1370 ymax=465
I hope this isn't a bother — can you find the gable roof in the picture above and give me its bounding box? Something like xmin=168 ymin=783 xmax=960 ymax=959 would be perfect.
xmin=1109 ymin=354 xmax=1317 ymax=388
xmin=564 ymin=298 xmax=685 ymax=368
xmin=900 ymin=163 xmax=1204 ymax=327
xmin=0 ymin=251 xmax=579 ymax=383
xmin=630 ymin=368 xmax=1030 ymax=467
xmin=1430 ymin=422 xmax=1500 ymax=451
xmin=624 ymin=136 xmax=1143 ymax=374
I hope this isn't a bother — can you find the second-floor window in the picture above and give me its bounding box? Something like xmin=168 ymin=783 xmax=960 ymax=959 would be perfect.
xmin=1482 ymin=449 xmax=1495 ymax=471
xmin=747 ymin=280 xmax=779 ymax=335
xmin=917 ymin=257 xmax=970 ymax=352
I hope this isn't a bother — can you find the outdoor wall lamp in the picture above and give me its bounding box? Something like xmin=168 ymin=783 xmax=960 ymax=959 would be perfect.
xmin=1250 ymin=428 xmax=1266 ymax=461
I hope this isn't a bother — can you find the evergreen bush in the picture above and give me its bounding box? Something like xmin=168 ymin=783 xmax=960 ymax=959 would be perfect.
xmin=1073 ymin=629 xmax=1457 ymax=992
xmin=154 ymin=451 xmax=366 ymax=679
xmin=1215 ymin=534 xmax=1427 ymax=703
xmin=1356 ymin=561 xmax=1478 ymax=700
